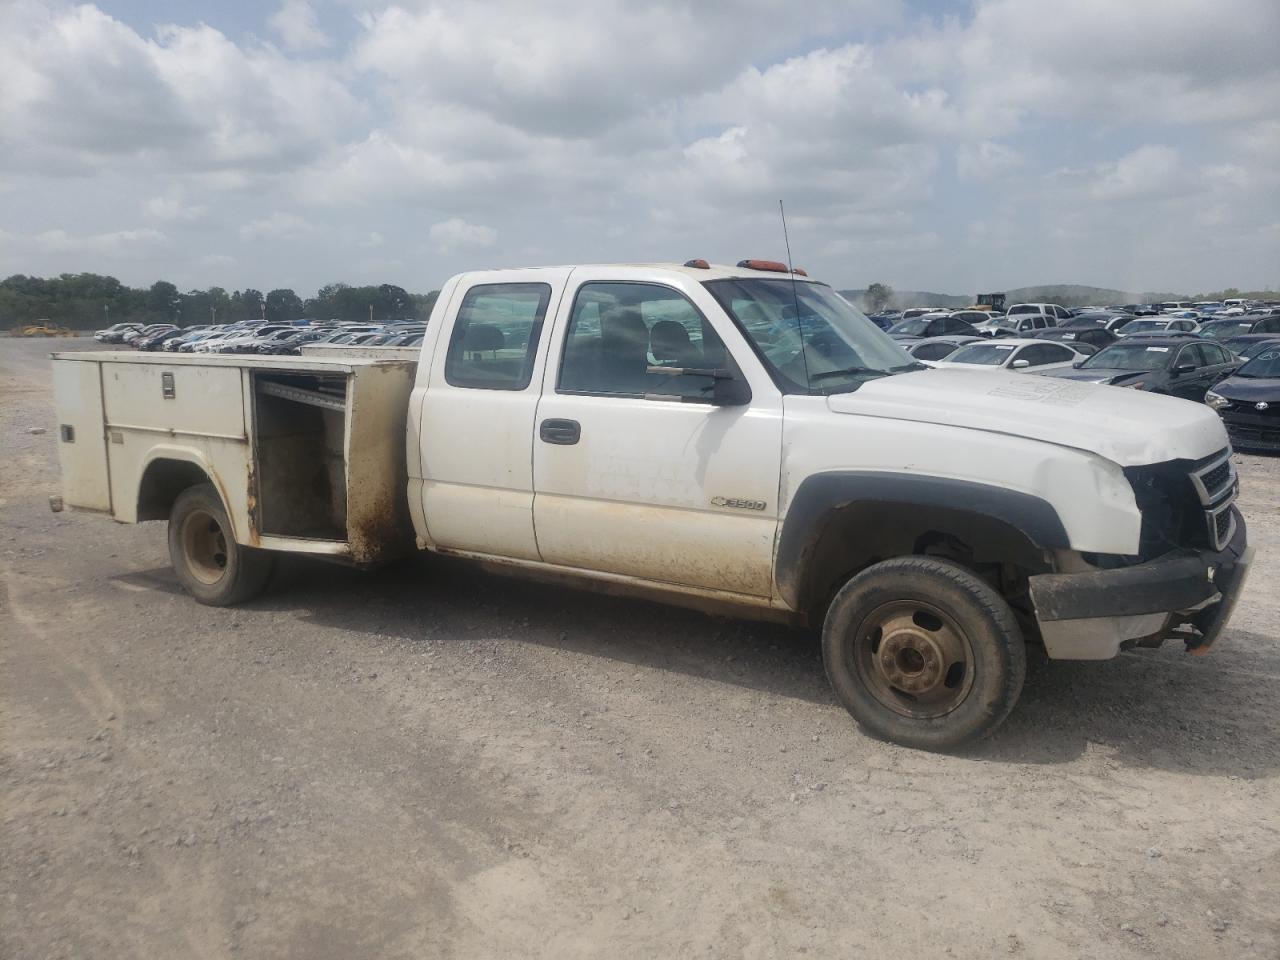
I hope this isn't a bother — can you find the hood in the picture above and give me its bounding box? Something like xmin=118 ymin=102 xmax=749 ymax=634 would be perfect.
xmin=825 ymin=368 xmax=1227 ymax=466
xmin=1048 ymin=367 xmax=1147 ymax=385
xmin=1214 ymin=375 xmax=1280 ymax=402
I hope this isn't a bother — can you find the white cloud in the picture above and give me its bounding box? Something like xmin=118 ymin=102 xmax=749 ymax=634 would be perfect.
xmin=269 ymin=0 xmax=331 ymax=52
xmin=33 ymin=227 xmax=168 ymax=256
xmin=957 ymin=141 xmax=1023 ymax=182
xmin=0 ymin=3 xmax=359 ymax=174
xmin=429 ymin=218 xmax=497 ymax=253
xmin=0 ymin=0 xmax=1276 ymax=294
xmin=144 ymin=194 xmax=209 ymax=223
xmin=239 ymin=212 xmax=313 ymax=242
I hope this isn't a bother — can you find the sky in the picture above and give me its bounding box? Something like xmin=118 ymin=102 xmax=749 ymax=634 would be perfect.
xmin=1 ymin=0 xmax=1277 ymax=298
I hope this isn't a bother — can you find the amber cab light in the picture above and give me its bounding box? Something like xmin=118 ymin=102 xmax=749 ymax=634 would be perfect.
xmin=737 ymin=259 xmax=807 ymax=276
xmin=683 ymin=259 xmax=710 ymax=269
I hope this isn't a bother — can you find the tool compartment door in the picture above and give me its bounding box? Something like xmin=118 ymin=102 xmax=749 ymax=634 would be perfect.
xmin=51 ymin=359 xmax=111 ymax=512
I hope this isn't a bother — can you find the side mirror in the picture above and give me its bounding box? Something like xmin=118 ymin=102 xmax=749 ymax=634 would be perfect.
xmin=1011 ymin=358 xmax=1031 ymax=370
xmin=712 ymin=376 xmax=752 ymax=406
xmin=1072 ymin=360 xmax=1084 ymax=368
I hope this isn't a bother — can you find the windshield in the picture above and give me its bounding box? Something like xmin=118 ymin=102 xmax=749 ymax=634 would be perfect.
xmin=1237 ymin=348 xmax=1280 ymax=378
xmin=946 ymin=343 xmax=1017 ymax=366
xmin=1122 ymin=320 xmax=1166 ymax=333
xmin=1203 ymin=322 xmax=1252 ymax=339
xmin=889 ymin=317 xmax=931 ymax=336
xmin=1082 ymin=343 xmax=1173 ymax=370
xmin=704 ymin=278 xmax=915 ymax=394
xmin=1239 ymin=339 xmax=1280 ymax=360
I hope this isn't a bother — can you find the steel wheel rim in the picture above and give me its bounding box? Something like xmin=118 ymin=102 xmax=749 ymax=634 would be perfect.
xmin=181 ymin=509 xmax=229 ymax=585
xmin=851 ymin=599 xmax=976 ymax=719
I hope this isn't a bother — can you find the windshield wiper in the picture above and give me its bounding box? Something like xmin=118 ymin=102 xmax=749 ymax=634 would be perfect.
xmin=809 ymin=365 xmax=892 ymax=382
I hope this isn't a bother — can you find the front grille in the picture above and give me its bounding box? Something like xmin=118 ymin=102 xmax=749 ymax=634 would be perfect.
xmin=1126 ymin=446 xmax=1238 ymax=556
xmin=1190 ymin=448 xmax=1237 ymax=550
xmin=1189 ymin=449 xmax=1235 ymax=507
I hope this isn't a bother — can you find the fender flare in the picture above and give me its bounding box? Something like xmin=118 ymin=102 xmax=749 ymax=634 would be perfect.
xmin=774 ymin=471 xmax=1071 ymax=612
xmin=134 ymin=445 xmax=246 ymax=543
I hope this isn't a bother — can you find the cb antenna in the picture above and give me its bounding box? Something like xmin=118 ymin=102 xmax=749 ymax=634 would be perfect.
xmin=780 ymin=200 xmax=811 ymax=389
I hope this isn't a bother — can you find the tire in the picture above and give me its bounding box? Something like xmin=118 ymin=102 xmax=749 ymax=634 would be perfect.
xmin=167 ymin=483 xmax=274 ymax=606
xmin=821 ymin=556 xmax=1025 ymax=751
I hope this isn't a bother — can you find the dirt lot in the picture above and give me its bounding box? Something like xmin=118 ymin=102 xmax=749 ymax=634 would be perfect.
xmin=2 ymin=336 xmax=1278 ymax=959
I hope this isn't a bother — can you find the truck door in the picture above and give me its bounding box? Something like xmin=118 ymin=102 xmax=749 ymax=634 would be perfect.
xmin=415 ymin=270 xmax=569 ymax=560
xmin=531 ymin=273 xmax=783 ymax=598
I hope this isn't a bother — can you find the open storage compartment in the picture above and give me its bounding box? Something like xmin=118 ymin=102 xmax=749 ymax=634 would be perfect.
xmin=251 ymin=371 xmax=350 ymax=541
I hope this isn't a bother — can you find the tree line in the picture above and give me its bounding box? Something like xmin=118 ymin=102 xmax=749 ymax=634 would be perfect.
xmin=0 ymin=273 xmax=440 ymax=330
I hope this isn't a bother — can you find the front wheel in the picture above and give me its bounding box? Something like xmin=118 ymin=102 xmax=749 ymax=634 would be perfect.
xmin=168 ymin=483 xmax=274 ymax=606
xmin=822 ymin=557 xmax=1025 ymax=751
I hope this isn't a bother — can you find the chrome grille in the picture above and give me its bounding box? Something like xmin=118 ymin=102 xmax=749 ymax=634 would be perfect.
xmin=1190 ymin=448 xmax=1237 ymax=550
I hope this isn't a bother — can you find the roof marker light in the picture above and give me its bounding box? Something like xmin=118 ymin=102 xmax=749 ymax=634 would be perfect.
xmin=737 ymin=259 xmax=807 ymax=276
xmin=683 ymin=259 xmax=710 ymax=269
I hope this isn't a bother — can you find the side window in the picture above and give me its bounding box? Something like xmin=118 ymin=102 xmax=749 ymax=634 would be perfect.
xmin=914 ymin=342 xmax=955 ymax=361
xmin=444 ymin=283 xmax=552 ymax=390
xmin=1178 ymin=344 xmax=1208 ymax=368
xmin=944 ymin=316 xmax=970 ymax=334
xmin=1018 ymin=344 xmax=1055 ymax=366
xmin=558 ymin=281 xmax=729 ymax=401
xmin=1255 ymin=317 xmax=1280 ymax=333
xmin=1205 ymin=343 xmax=1230 ymax=364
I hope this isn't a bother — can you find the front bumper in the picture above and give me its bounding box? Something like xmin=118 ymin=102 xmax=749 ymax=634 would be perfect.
xmin=1028 ymin=510 xmax=1253 ymax=660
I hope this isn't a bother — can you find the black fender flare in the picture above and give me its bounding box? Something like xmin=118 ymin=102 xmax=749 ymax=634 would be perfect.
xmin=774 ymin=471 xmax=1071 ymax=612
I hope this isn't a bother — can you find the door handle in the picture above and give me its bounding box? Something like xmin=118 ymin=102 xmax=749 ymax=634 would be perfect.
xmin=539 ymin=418 xmax=581 ymax=445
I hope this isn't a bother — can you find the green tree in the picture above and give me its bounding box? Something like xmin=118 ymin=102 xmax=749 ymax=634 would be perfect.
xmin=264 ymin=288 xmax=303 ymax=323
xmin=864 ymin=282 xmax=894 ymax=312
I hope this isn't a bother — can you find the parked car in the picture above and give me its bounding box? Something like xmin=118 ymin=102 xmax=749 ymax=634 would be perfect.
xmin=121 ymin=323 xmax=175 ymax=346
xmin=1206 ymin=344 xmax=1280 ymax=452
xmin=1029 ymin=327 xmax=1119 ymax=351
xmin=257 ymin=330 xmax=340 ymax=355
xmin=94 ymin=322 xmax=143 ymax=343
xmin=1045 ymin=336 xmax=1239 ymax=400
xmin=933 ymin=338 xmax=1085 ymax=374
xmin=970 ymin=312 xmax=1054 ymax=337
xmin=1005 ymin=303 xmax=1072 ymax=324
xmin=1116 ymin=317 xmax=1201 ymax=336
xmin=887 ymin=313 xmax=976 ymax=339
xmin=1222 ymin=336 xmax=1280 ymax=361
xmin=947 ymin=310 xmax=1000 ymax=326
xmin=902 ymin=335 xmax=984 ymax=365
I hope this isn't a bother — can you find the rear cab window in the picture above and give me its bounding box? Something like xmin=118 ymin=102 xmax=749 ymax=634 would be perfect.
xmin=444 ymin=283 xmax=552 ymax=390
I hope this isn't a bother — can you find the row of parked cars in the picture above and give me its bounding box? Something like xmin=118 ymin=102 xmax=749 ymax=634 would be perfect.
xmin=92 ymin=319 xmax=427 ymax=355
xmin=875 ymin=301 xmax=1280 ymax=453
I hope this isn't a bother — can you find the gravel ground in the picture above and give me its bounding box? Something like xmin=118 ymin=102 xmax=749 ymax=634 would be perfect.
xmin=3 ymin=336 xmax=1278 ymax=959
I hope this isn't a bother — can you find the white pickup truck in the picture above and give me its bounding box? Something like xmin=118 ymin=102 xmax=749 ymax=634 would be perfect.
xmin=49 ymin=260 xmax=1253 ymax=750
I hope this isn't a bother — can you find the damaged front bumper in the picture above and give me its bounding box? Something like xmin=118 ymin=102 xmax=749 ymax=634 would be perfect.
xmin=1028 ymin=509 xmax=1253 ymax=660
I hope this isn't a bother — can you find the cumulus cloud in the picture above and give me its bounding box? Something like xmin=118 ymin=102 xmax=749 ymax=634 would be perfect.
xmin=429 ymin=218 xmax=497 ymax=253
xmin=33 ymin=227 xmax=168 ymax=256
xmin=239 ymin=212 xmax=313 ymax=242
xmin=269 ymin=0 xmax=330 ymax=52
xmin=0 ymin=0 xmax=1276 ymax=293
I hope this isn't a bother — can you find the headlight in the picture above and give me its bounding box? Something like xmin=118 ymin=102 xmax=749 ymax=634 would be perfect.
xmin=1206 ymin=391 xmax=1230 ymax=410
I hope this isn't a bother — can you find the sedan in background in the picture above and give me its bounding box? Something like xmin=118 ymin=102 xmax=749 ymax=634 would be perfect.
xmin=1206 ymin=345 xmax=1280 ymax=452
xmin=903 ymin=335 xmax=984 ymax=365
xmin=933 ymin=338 xmax=1085 ymax=374
xmin=1029 ymin=327 xmax=1118 ymax=351
xmin=1044 ymin=336 xmax=1238 ymax=400
xmin=887 ymin=313 xmax=976 ymax=339
xmin=1117 ymin=317 xmax=1200 ymax=336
